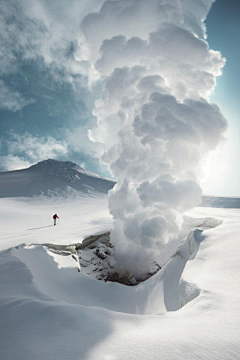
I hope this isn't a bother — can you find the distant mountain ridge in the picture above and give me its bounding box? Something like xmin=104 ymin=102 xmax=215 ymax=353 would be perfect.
xmin=0 ymin=159 xmax=115 ymax=198
xmin=201 ymin=195 xmax=240 ymax=209
xmin=0 ymin=160 xmax=239 ymax=207
xmin=29 ymin=159 xmax=105 ymax=179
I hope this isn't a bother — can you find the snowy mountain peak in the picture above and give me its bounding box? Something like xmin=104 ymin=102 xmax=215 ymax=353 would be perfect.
xmin=29 ymin=159 xmax=86 ymax=174
xmin=0 ymin=159 xmax=115 ymax=198
xmin=29 ymin=159 xmax=111 ymax=180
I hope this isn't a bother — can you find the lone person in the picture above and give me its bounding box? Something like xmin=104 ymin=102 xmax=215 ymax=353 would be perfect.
xmin=53 ymin=213 xmax=59 ymax=226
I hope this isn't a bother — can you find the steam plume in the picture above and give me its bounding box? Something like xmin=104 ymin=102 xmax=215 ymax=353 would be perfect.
xmin=81 ymin=0 xmax=227 ymax=277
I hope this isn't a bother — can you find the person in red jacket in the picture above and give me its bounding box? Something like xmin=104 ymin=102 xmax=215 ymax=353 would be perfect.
xmin=53 ymin=213 xmax=59 ymax=226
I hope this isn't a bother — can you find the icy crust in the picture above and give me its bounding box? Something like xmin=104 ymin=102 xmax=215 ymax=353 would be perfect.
xmin=163 ymin=229 xmax=203 ymax=311
xmin=0 ymin=159 xmax=115 ymax=197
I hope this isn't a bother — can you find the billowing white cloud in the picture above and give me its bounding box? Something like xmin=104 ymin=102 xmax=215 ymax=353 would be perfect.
xmin=0 ymin=0 xmax=105 ymax=84
xmin=9 ymin=133 xmax=68 ymax=160
xmin=0 ymin=155 xmax=32 ymax=171
xmin=66 ymin=123 xmax=104 ymax=158
xmin=0 ymin=133 xmax=69 ymax=170
xmin=0 ymin=80 xmax=35 ymax=112
xmin=82 ymin=0 xmax=227 ymax=277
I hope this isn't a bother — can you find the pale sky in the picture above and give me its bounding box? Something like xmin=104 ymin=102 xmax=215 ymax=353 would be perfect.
xmin=203 ymin=0 xmax=240 ymax=196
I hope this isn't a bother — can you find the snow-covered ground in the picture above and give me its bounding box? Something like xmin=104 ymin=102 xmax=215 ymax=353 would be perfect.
xmin=0 ymin=159 xmax=114 ymax=250
xmin=0 ymin=195 xmax=113 ymax=250
xmin=1 ymin=161 xmax=240 ymax=360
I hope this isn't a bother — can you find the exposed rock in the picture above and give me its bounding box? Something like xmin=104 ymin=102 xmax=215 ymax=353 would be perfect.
xmin=76 ymin=232 xmax=161 ymax=286
xmin=45 ymin=231 xmax=161 ymax=286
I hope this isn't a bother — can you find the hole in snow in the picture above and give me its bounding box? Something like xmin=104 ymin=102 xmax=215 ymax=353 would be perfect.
xmin=12 ymin=216 xmax=222 ymax=315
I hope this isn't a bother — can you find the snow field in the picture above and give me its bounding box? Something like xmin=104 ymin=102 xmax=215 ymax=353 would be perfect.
xmin=0 ymin=162 xmax=240 ymax=360
xmin=0 ymin=195 xmax=113 ymax=251
xmin=1 ymin=201 xmax=240 ymax=359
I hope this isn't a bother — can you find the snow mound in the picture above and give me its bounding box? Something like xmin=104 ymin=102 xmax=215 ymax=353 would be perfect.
xmin=0 ymin=159 xmax=115 ymax=198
